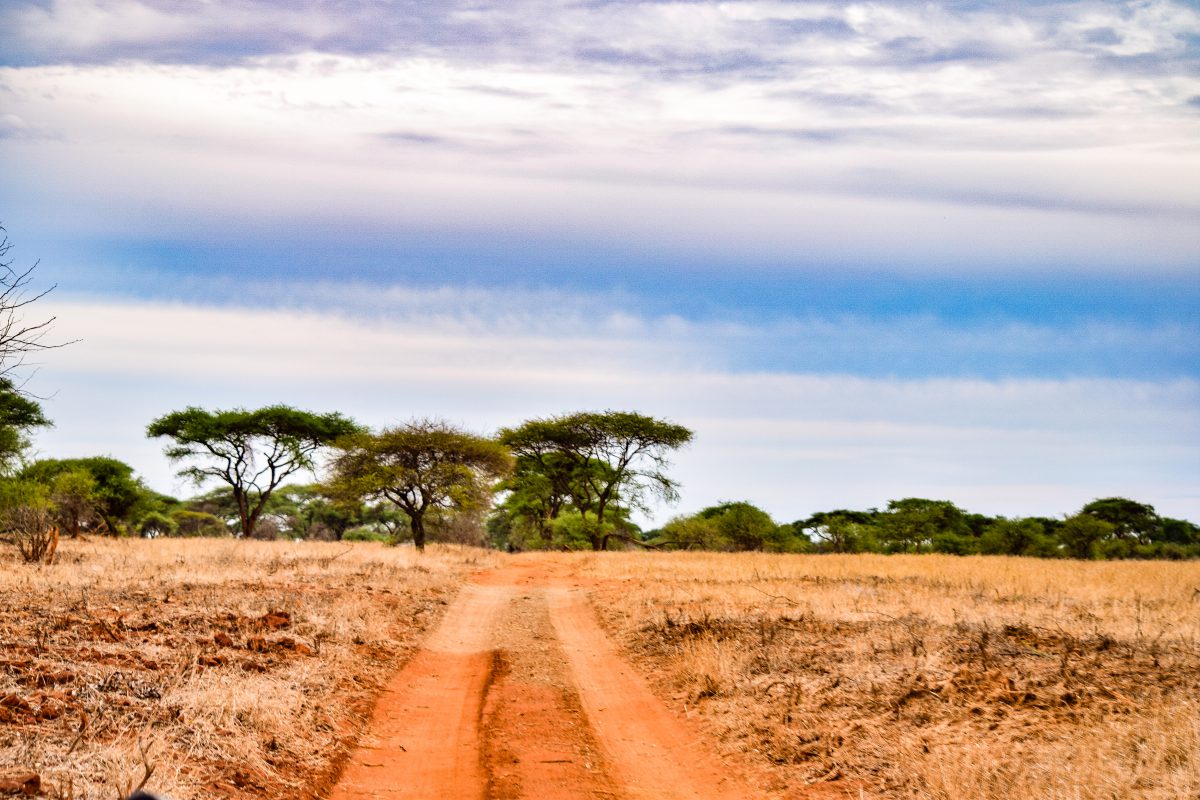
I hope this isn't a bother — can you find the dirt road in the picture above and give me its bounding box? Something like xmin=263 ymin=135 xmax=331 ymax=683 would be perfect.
xmin=326 ymin=557 xmax=761 ymax=800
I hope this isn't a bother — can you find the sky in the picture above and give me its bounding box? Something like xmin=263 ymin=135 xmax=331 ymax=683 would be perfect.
xmin=0 ymin=0 xmax=1198 ymax=525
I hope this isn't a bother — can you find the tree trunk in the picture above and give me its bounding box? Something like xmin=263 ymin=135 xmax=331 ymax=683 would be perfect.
xmin=411 ymin=513 xmax=426 ymax=552
xmin=582 ymin=514 xmax=603 ymax=551
xmin=235 ymin=489 xmax=253 ymax=539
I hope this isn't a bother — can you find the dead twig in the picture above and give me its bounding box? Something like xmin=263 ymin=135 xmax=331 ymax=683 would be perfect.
xmin=750 ymin=584 xmax=800 ymax=605
xmin=114 ymin=738 xmax=156 ymax=800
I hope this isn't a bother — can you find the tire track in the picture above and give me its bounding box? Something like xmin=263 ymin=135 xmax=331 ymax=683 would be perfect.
xmin=547 ymin=586 xmax=757 ymax=800
xmin=326 ymin=559 xmax=759 ymax=800
xmin=327 ymin=584 xmax=511 ymax=800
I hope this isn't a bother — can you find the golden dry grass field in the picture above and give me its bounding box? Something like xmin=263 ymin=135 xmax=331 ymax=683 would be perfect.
xmin=2 ymin=541 xmax=1199 ymax=800
xmin=576 ymin=552 xmax=1200 ymax=799
xmin=0 ymin=538 xmax=497 ymax=800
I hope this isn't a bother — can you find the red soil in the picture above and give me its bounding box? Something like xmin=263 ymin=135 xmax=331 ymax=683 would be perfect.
xmin=325 ymin=558 xmax=770 ymax=800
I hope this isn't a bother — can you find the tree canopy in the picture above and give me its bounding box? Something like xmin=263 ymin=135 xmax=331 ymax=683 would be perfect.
xmin=654 ymin=501 xmax=803 ymax=552
xmin=498 ymin=410 xmax=693 ymax=550
xmin=147 ymin=405 xmax=361 ymax=538
xmin=1080 ymin=497 xmax=1160 ymax=544
xmin=20 ymin=456 xmax=149 ymax=535
xmin=0 ymin=377 xmax=51 ymax=474
xmin=327 ymin=419 xmax=513 ymax=551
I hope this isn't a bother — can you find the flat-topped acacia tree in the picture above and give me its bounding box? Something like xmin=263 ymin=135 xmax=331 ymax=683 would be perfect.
xmin=327 ymin=419 xmax=513 ymax=551
xmin=499 ymin=410 xmax=693 ymax=551
xmin=147 ymin=405 xmax=362 ymax=539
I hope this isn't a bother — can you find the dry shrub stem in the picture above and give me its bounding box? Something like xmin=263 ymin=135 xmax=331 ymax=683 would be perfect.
xmin=3 ymin=506 xmax=60 ymax=564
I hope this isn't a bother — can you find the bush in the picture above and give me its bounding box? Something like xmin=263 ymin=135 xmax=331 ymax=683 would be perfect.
xmin=2 ymin=504 xmax=59 ymax=563
xmin=169 ymin=509 xmax=230 ymax=538
xmin=135 ymin=510 xmax=177 ymax=538
xmin=1059 ymin=514 xmax=1114 ymax=560
xmin=343 ymin=527 xmax=391 ymax=543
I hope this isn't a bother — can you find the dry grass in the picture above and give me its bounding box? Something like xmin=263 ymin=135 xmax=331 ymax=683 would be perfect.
xmin=573 ymin=552 xmax=1200 ymax=799
xmin=0 ymin=537 xmax=495 ymax=800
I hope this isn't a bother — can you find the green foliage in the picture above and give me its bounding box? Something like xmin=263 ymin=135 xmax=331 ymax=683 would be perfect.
xmin=0 ymin=378 xmax=51 ymax=474
xmin=657 ymin=514 xmax=723 ymax=550
xmin=493 ymin=452 xmax=595 ymax=544
xmin=799 ymin=510 xmax=878 ymax=553
xmin=1079 ymin=497 xmax=1160 ymax=544
xmin=879 ymin=498 xmax=971 ymax=553
xmin=654 ymin=501 xmax=803 ymax=552
xmin=257 ymin=483 xmax=372 ymax=541
xmin=49 ymin=467 xmax=101 ymax=537
xmin=498 ymin=410 xmax=692 ymax=551
xmin=0 ymin=478 xmax=56 ymax=562
xmin=328 ymin=419 xmax=512 ymax=551
xmin=1159 ymin=517 xmax=1200 ymax=546
xmin=1059 ymin=514 xmax=1115 ymax=560
xmin=147 ymin=405 xmax=362 ymax=538
xmin=701 ymin=501 xmax=783 ymax=551
xmin=182 ymin=487 xmax=240 ymax=527
xmin=0 ymin=478 xmax=50 ymax=512
xmin=135 ymin=510 xmax=177 ymax=538
xmin=169 ymin=508 xmax=230 ymax=538
xmin=793 ymin=500 xmax=1195 ymax=560
xmin=978 ymin=518 xmax=1056 ymax=557
xmin=547 ymin=508 xmax=605 ymax=550
xmin=21 ymin=456 xmax=149 ymax=536
xmin=343 ymin=527 xmax=391 ymax=543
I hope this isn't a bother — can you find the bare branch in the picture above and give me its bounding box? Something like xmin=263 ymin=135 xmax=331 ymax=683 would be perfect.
xmin=0 ymin=224 xmax=73 ymax=384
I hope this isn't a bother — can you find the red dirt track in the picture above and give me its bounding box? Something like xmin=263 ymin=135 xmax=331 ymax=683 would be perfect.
xmin=326 ymin=558 xmax=763 ymax=800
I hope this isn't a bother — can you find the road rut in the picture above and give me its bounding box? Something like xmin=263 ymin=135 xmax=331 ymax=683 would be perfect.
xmin=326 ymin=558 xmax=759 ymax=800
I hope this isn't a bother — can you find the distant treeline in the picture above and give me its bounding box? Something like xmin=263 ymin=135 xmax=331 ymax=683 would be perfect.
xmin=2 ymin=453 xmax=1195 ymax=562
xmin=633 ymin=497 xmax=1200 ymax=561
xmin=0 ymin=396 xmax=1195 ymax=561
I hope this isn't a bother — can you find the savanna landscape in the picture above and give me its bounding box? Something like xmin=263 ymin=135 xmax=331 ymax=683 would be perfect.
xmin=2 ymin=0 xmax=1199 ymax=798
xmin=0 ymin=274 xmax=1196 ymax=797
xmin=2 ymin=536 xmax=1197 ymax=800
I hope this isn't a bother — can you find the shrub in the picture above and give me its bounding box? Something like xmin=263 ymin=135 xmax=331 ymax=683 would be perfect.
xmin=2 ymin=503 xmax=59 ymax=563
xmin=343 ymin=527 xmax=390 ymax=543
xmin=136 ymin=510 xmax=177 ymax=538
xmin=169 ymin=509 xmax=230 ymax=538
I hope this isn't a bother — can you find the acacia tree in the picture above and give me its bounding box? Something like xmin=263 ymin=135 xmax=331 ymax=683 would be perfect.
xmin=800 ymin=509 xmax=878 ymax=554
xmin=1080 ymin=497 xmax=1160 ymax=545
xmin=499 ymin=410 xmax=693 ymax=551
xmin=327 ymin=419 xmax=512 ymax=551
xmin=879 ymin=498 xmax=970 ymax=553
xmin=147 ymin=405 xmax=361 ymax=539
xmin=491 ymin=452 xmax=614 ymax=549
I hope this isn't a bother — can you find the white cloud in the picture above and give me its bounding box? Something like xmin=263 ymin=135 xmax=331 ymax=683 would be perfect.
xmin=28 ymin=297 xmax=1200 ymax=523
xmin=2 ymin=0 xmax=1198 ymax=272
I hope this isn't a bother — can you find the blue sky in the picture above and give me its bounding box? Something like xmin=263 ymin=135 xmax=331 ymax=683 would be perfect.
xmin=1 ymin=0 xmax=1197 ymax=523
